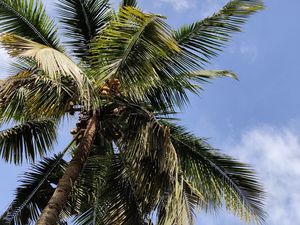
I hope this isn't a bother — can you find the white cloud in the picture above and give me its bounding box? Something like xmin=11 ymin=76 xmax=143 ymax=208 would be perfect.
xmin=239 ymin=42 xmax=258 ymax=63
xmin=225 ymin=125 xmax=300 ymax=225
xmin=156 ymin=0 xmax=229 ymax=14
xmin=228 ymin=41 xmax=258 ymax=63
xmin=159 ymin=0 xmax=195 ymax=11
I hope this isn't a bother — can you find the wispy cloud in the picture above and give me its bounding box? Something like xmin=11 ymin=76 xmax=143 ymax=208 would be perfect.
xmin=156 ymin=0 xmax=230 ymax=18
xmin=239 ymin=42 xmax=258 ymax=63
xmin=225 ymin=125 xmax=300 ymax=225
xmin=158 ymin=0 xmax=196 ymax=11
xmin=228 ymin=41 xmax=258 ymax=63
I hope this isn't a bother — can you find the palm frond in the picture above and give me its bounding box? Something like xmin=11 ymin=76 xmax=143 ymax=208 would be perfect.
xmin=0 ymin=34 xmax=98 ymax=109
xmin=139 ymin=70 xmax=237 ymax=111
xmin=90 ymin=4 xmax=241 ymax=110
xmin=181 ymin=179 xmax=206 ymax=224
xmin=57 ymin=0 xmax=112 ymax=59
xmin=90 ymin=7 xmax=239 ymax=111
xmin=0 ymin=34 xmax=83 ymax=86
xmin=0 ymin=68 xmax=80 ymax=121
xmin=71 ymin=153 xmax=114 ymax=225
xmin=90 ymin=7 xmax=179 ymax=98
xmin=24 ymin=75 xmax=81 ymax=118
xmin=0 ymin=68 xmax=32 ymax=123
xmin=68 ymin=152 xmax=113 ymax=217
xmin=157 ymin=177 xmax=186 ymax=225
xmin=137 ymin=0 xmax=262 ymax=110
xmin=107 ymin=102 xmax=180 ymax=216
xmin=173 ymin=0 xmax=264 ymax=67
xmin=101 ymin=156 xmax=146 ymax=225
xmin=186 ymin=70 xmax=238 ymax=80
xmin=156 ymin=176 xmax=206 ymax=225
xmin=0 ymin=119 xmax=57 ymax=164
xmin=0 ymin=0 xmax=62 ymax=50
xmin=72 ymin=207 xmax=105 ymax=225
xmin=1 ymin=155 xmax=68 ymax=225
xmin=72 ymin=152 xmax=147 ymax=225
xmin=120 ymin=0 xmax=137 ymax=7
xmin=3 ymin=138 xmax=77 ymax=225
xmin=168 ymin=123 xmax=266 ymax=224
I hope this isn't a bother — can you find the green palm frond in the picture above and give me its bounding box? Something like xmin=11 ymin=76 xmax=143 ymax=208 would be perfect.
xmin=1 ymin=155 xmax=67 ymax=225
xmin=140 ymin=70 xmax=237 ymax=111
xmin=24 ymin=75 xmax=80 ymax=118
xmin=0 ymin=119 xmax=57 ymax=164
xmin=101 ymin=156 xmax=146 ymax=225
xmin=181 ymin=179 xmax=205 ymax=224
xmin=120 ymin=0 xmax=137 ymax=7
xmin=157 ymin=177 xmax=186 ymax=225
xmin=68 ymin=153 xmax=112 ymax=215
xmin=90 ymin=7 xmax=179 ymax=95
xmin=110 ymin=103 xmax=179 ymax=216
xmin=4 ymin=138 xmax=76 ymax=225
xmin=157 ymin=176 xmax=206 ymax=225
xmin=73 ymin=154 xmax=146 ymax=225
xmin=0 ymin=69 xmax=79 ymax=121
xmin=57 ymin=0 xmax=112 ymax=59
xmin=0 ymin=0 xmax=62 ymax=50
xmin=173 ymin=0 xmax=264 ymax=67
xmin=73 ymin=207 xmax=105 ymax=225
xmin=90 ymin=7 xmax=239 ymax=111
xmin=71 ymin=152 xmax=114 ymax=225
xmin=0 ymin=69 xmax=32 ymax=123
xmin=168 ymin=123 xmax=266 ymax=224
xmin=1 ymin=140 xmax=108 ymax=225
xmin=186 ymin=70 xmax=238 ymax=80
xmin=0 ymin=218 xmax=9 ymax=225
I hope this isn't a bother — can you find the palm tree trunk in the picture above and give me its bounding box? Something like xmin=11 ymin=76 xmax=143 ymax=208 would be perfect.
xmin=36 ymin=115 xmax=98 ymax=225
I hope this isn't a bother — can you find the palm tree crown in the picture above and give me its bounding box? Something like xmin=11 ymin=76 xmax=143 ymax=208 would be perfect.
xmin=0 ymin=0 xmax=265 ymax=224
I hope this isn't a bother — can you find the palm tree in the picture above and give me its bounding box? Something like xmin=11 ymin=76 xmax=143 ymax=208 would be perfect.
xmin=0 ymin=0 xmax=265 ymax=224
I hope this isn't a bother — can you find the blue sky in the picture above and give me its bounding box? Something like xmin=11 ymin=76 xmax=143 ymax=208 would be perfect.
xmin=1 ymin=0 xmax=300 ymax=224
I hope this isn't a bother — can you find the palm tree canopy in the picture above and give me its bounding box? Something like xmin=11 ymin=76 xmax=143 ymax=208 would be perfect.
xmin=0 ymin=0 xmax=265 ymax=224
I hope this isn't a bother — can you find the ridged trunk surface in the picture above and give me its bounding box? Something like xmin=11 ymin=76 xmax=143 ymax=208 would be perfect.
xmin=36 ymin=116 xmax=98 ymax=225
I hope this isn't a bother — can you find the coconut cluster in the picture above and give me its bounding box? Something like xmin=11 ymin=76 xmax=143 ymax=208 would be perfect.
xmin=100 ymin=78 xmax=121 ymax=96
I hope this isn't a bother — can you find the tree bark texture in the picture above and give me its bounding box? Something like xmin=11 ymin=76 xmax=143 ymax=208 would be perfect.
xmin=36 ymin=116 xmax=98 ymax=225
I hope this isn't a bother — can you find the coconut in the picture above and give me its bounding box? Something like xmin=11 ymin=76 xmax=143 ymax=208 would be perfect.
xmin=101 ymin=85 xmax=110 ymax=91
xmin=113 ymin=108 xmax=119 ymax=114
xmin=101 ymin=90 xmax=109 ymax=95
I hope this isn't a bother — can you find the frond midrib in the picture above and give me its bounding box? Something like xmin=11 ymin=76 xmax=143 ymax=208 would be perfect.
xmin=78 ymin=0 xmax=93 ymax=39
xmin=115 ymin=14 xmax=156 ymax=77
